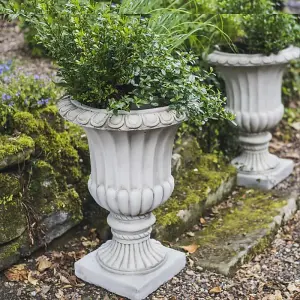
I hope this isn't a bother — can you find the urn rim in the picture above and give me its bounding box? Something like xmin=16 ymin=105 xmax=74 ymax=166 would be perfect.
xmin=207 ymin=46 xmax=300 ymax=67
xmin=57 ymin=96 xmax=186 ymax=131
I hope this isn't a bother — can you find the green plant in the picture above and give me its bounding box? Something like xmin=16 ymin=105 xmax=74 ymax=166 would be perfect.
xmin=7 ymin=0 xmax=233 ymax=123
xmin=217 ymin=1 xmax=300 ymax=54
xmin=283 ymin=60 xmax=300 ymax=103
xmin=0 ymin=61 xmax=63 ymax=130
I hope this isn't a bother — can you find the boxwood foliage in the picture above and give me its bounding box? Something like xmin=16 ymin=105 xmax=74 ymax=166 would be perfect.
xmin=6 ymin=0 xmax=233 ymax=124
xmin=217 ymin=0 xmax=300 ymax=54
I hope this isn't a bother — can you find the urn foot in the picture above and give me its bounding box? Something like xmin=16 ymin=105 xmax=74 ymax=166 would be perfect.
xmin=236 ymin=158 xmax=294 ymax=189
xmin=231 ymin=132 xmax=280 ymax=173
xmin=96 ymin=213 xmax=167 ymax=274
xmin=75 ymin=246 xmax=186 ymax=300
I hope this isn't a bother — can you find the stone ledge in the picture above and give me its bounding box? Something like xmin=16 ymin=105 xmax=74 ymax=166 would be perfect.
xmin=153 ymin=137 xmax=237 ymax=241
xmin=177 ymin=189 xmax=299 ymax=276
xmin=0 ymin=134 xmax=35 ymax=171
xmin=0 ymin=211 xmax=80 ymax=271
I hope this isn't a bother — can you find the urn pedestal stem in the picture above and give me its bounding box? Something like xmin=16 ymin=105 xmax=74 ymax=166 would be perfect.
xmin=96 ymin=213 xmax=167 ymax=274
xmin=207 ymin=46 xmax=300 ymax=189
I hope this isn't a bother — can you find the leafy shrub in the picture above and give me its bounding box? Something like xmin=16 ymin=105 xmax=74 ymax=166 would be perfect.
xmin=283 ymin=60 xmax=300 ymax=103
xmin=217 ymin=0 xmax=300 ymax=54
xmin=7 ymin=0 xmax=233 ymax=124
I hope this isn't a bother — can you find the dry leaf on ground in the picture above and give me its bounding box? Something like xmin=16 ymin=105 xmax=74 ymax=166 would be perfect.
xmin=291 ymin=122 xmax=300 ymax=131
xmin=36 ymin=256 xmax=52 ymax=272
xmin=180 ymin=244 xmax=199 ymax=254
xmin=209 ymin=286 xmax=222 ymax=294
xmin=60 ymin=275 xmax=70 ymax=285
xmin=262 ymin=290 xmax=283 ymax=300
xmin=4 ymin=264 xmax=28 ymax=282
xmin=55 ymin=289 xmax=65 ymax=299
xmin=28 ymin=271 xmax=39 ymax=285
xmin=200 ymin=217 xmax=206 ymax=224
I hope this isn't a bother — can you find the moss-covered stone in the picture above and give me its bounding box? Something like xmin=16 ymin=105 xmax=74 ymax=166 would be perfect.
xmin=0 ymin=134 xmax=35 ymax=170
xmin=194 ymin=190 xmax=286 ymax=245
xmin=0 ymin=237 xmax=21 ymax=270
xmin=28 ymin=160 xmax=60 ymax=213
xmin=153 ymin=138 xmax=236 ymax=240
xmin=177 ymin=189 xmax=297 ymax=275
xmin=37 ymin=105 xmax=65 ymax=132
xmin=54 ymin=189 xmax=83 ymax=222
xmin=13 ymin=111 xmax=43 ymax=135
xmin=0 ymin=173 xmax=26 ymax=244
xmin=0 ymin=105 xmax=90 ymax=269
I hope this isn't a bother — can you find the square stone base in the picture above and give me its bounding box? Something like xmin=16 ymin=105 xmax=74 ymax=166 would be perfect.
xmin=75 ymin=246 xmax=186 ymax=300
xmin=236 ymin=158 xmax=294 ymax=190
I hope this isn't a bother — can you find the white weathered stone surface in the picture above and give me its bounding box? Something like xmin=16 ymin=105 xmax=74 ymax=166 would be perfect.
xmin=207 ymin=46 xmax=300 ymax=189
xmin=75 ymin=246 xmax=186 ymax=300
xmin=58 ymin=97 xmax=186 ymax=298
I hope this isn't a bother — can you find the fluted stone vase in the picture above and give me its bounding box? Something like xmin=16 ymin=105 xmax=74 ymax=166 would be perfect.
xmin=208 ymin=46 xmax=300 ymax=189
xmin=58 ymin=97 xmax=186 ymax=300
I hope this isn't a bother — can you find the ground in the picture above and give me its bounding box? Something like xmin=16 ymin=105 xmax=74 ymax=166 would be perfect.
xmin=0 ymin=202 xmax=299 ymax=300
xmin=1 ymin=18 xmax=300 ymax=300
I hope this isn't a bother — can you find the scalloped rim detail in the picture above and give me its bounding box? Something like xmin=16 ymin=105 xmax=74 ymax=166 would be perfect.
xmin=207 ymin=46 xmax=300 ymax=67
xmin=57 ymin=97 xmax=185 ymax=131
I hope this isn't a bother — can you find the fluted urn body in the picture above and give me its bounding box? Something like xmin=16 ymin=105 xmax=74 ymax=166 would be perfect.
xmin=208 ymin=46 xmax=300 ymax=189
xmin=58 ymin=97 xmax=186 ymax=299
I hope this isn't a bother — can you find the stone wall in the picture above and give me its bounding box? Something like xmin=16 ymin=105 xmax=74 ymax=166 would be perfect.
xmin=0 ymin=106 xmax=90 ymax=271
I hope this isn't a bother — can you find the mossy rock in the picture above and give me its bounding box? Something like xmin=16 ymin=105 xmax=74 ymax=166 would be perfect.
xmin=53 ymin=188 xmax=83 ymax=222
xmin=0 ymin=134 xmax=35 ymax=170
xmin=37 ymin=105 xmax=65 ymax=132
xmin=0 ymin=237 xmax=22 ymax=270
xmin=0 ymin=173 xmax=26 ymax=244
xmin=178 ymin=189 xmax=298 ymax=275
xmin=28 ymin=160 xmax=60 ymax=213
xmin=154 ymin=138 xmax=236 ymax=241
xmin=27 ymin=160 xmax=83 ymax=221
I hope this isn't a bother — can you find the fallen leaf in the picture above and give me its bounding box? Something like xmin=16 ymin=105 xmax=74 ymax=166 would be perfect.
xmin=60 ymin=275 xmax=70 ymax=285
xmin=283 ymin=152 xmax=300 ymax=160
xmin=41 ymin=285 xmax=51 ymax=295
xmin=269 ymin=141 xmax=285 ymax=151
xmin=291 ymin=122 xmax=300 ymax=131
xmin=180 ymin=244 xmax=199 ymax=254
xmin=68 ymin=275 xmax=77 ymax=285
xmin=200 ymin=217 xmax=206 ymax=224
xmin=186 ymin=232 xmax=195 ymax=237
xmin=4 ymin=264 xmax=28 ymax=282
xmin=288 ymin=283 xmax=299 ymax=293
xmin=262 ymin=290 xmax=282 ymax=300
xmin=55 ymin=289 xmax=65 ymax=299
xmin=62 ymin=285 xmax=73 ymax=289
xmin=28 ymin=271 xmax=39 ymax=285
xmin=36 ymin=257 xmax=52 ymax=272
xmin=82 ymin=239 xmax=99 ymax=248
xmin=209 ymin=286 xmax=222 ymax=294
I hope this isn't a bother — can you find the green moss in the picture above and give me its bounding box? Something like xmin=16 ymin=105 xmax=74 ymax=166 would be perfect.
xmin=154 ymin=153 xmax=236 ymax=228
xmin=195 ymin=189 xmax=286 ymax=246
xmin=36 ymin=105 xmax=65 ymax=132
xmin=28 ymin=160 xmax=60 ymax=209
xmin=0 ymin=173 xmax=26 ymax=244
xmin=0 ymin=134 xmax=35 ymax=169
xmin=55 ymin=189 xmax=83 ymax=222
xmin=13 ymin=111 xmax=44 ymax=134
xmin=0 ymin=239 xmax=20 ymax=261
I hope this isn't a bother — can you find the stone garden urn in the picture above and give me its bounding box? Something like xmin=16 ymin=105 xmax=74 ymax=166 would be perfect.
xmin=208 ymin=46 xmax=300 ymax=189
xmin=58 ymin=97 xmax=186 ymax=300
